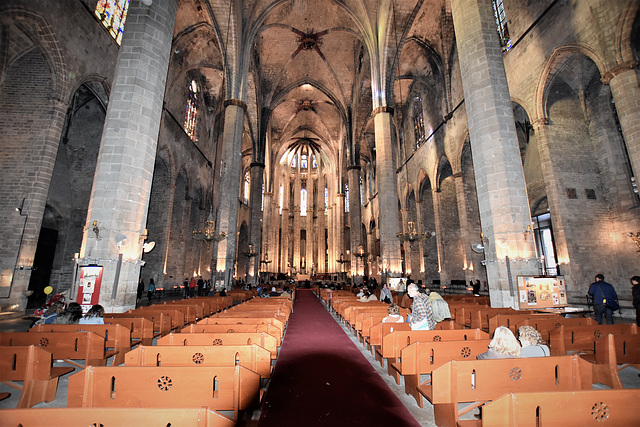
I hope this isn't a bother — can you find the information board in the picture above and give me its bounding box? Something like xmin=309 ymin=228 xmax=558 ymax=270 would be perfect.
xmin=387 ymin=277 xmax=407 ymax=291
xmin=517 ymin=276 xmax=567 ymax=309
xmin=76 ymin=265 xmax=103 ymax=313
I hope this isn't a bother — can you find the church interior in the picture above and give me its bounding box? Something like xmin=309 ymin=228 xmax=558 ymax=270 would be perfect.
xmin=1 ymin=1 xmax=640 ymax=424
xmin=1 ymin=0 xmax=639 ymax=316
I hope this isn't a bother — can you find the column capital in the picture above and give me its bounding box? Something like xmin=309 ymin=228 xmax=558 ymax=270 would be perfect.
xmin=223 ymin=99 xmax=247 ymax=110
xmin=250 ymin=162 xmax=265 ymax=168
xmin=372 ymin=106 xmax=394 ymax=117
xmin=601 ymin=61 xmax=637 ymax=85
xmin=347 ymin=165 xmax=361 ymax=171
xmin=532 ymin=117 xmax=549 ymax=127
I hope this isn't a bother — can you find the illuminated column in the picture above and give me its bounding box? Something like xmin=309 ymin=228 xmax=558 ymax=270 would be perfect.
xmin=79 ymin=0 xmax=178 ymax=311
xmin=305 ymin=184 xmax=313 ymax=275
xmin=415 ymin=200 xmax=426 ymax=281
xmin=336 ymin=192 xmax=345 ymax=276
xmin=292 ymin=177 xmax=301 ymax=274
xmin=316 ymin=175 xmax=326 ymax=273
xmin=432 ymin=188 xmax=447 ymax=285
xmin=327 ymin=204 xmax=335 ymax=272
xmin=261 ymin=191 xmax=273 ymax=276
xmin=280 ymin=176 xmax=290 ymax=274
xmin=373 ymin=108 xmax=402 ymax=274
xmin=454 ymin=173 xmax=474 ymax=284
xmin=452 ymin=0 xmax=537 ymax=307
xmin=348 ymin=166 xmax=363 ymax=281
xmin=213 ymin=100 xmax=245 ymax=289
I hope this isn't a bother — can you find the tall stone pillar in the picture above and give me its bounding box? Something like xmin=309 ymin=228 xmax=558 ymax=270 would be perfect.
xmin=261 ymin=191 xmax=273 ymax=277
xmin=280 ymin=176 xmax=290 ymax=274
xmin=605 ymin=64 xmax=640 ymax=202
xmin=432 ymin=189 xmax=447 ymax=286
xmin=305 ymin=186 xmax=313 ymax=275
xmin=327 ymin=205 xmax=334 ymax=273
xmin=247 ymin=162 xmax=264 ymax=284
xmin=347 ymin=166 xmax=363 ymax=282
xmin=213 ymin=100 xmax=245 ymax=289
xmin=292 ymin=177 xmax=301 ymax=274
xmin=79 ymin=0 xmax=178 ymax=312
xmin=451 ymin=0 xmax=537 ymax=307
xmin=336 ymin=193 xmax=345 ymax=277
xmin=373 ymin=109 xmax=402 ymax=275
xmin=454 ymin=173 xmax=474 ymax=284
xmin=316 ymin=175 xmax=326 ymax=273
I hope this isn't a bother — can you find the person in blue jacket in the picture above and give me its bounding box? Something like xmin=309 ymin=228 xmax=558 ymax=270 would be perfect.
xmin=588 ymin=274 xmax=618 ymax=325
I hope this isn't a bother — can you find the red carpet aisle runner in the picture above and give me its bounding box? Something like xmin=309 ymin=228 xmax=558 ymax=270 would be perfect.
xmin=259 ymin=289 xmax=421 ymax=426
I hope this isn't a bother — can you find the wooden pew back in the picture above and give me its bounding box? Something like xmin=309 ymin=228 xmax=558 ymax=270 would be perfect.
xmin=198 ymin=316 xmax=285 ymax=332
xmin=103 ymin=317 xmax=155 ymax=346
xmin=181 ymin=323 xmax=282 ymax=345
xmin=157 ymin=332 xmax=278 ymax=359
xmin=382 ymin=329 xmax=490 ymax=359
xmin=105 ymin=312 xmax=172 ymax=338
xmin=125 ymin=344 xmax=272 ymax=379
xmin=550 ymin=324 xmax=638 ymax=356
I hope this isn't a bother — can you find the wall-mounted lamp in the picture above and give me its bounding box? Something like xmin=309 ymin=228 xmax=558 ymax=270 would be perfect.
xmin=523 ymin=224 xmax=532 ymax=240
xmin=628 ymin=232 xmax=640 ymax=253
xmin=139 ymin=228 xmax=148 ymax=243
xmin=16 ymin=198 xmax=25 ymax=214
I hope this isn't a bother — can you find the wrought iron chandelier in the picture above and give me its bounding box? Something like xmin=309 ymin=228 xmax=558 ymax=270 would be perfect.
xmin=396 ymin=221 xmax=431 ymax=243
xmin=192 ymin=209 xmax=226 ymax=249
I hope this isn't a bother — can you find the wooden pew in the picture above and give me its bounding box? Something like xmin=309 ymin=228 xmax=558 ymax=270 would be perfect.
xmin=182 ymin=323 xmax=282 ymax=346
xmin=125 ymin=344 xmax=272 ymax=379
xmin=105 ymin=312 xmax=172 ymax=338
xmin=157 ymin=332 xmax=279 ymax=359
xmin=197 ymin=316 xmax=285 ymax=332
xmin=0 ymin=331 xmax=109 ymax=369
xmin=30 ymin=324 xmax=131 ymax=366
xmin=160 ymin=302 xmax=204 ymax=322
xmin=549 ymin=324 xmax=638 ymax=356
xmin=419 ymin=355 xmax=592 ymax=427
xmin=487 ymin=313 xmax=560 ymax=335
xmin=67 ymin=365 xmax=260 ymax=421
xmin=590 ymin=333 xmax=640 ymax=389
xmin=0 ymin=345 xmax=73 ymax=408
xmin=396 ymin=339 xmax=493 ymax=407
xmin=103 ymin=317 xmax=155 ymax=346
xmin=481 ymin=390 xmax=640 ymax=426
xmin=367 ymin=322 xmax=412 ymax=364
xmin=381 ymin=329 xmax=490 ymax=382
xmin=0 ymin=407 xmax=235 ymax=427
xmin=133 ymin=307 xmax=187 ymax=331
xmin=213 ymin=311 xmax=287 ymax=325
xmin=515 ymin=316 xmax=595 ymax=343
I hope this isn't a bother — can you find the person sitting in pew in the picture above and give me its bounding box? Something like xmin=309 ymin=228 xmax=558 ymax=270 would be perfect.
xmin=53 ymin=302 xmax=83 ymax=324
xmin=79 ymin=304 xmax=105 ymax=325
xmin=382 ymin=303 xmax=404 ymax=323
xmin=358 ymin=289 xmax=378 ymax=302
xmin=517 ymin=325 xmax=549 ymax=357
xmin=477 ymin=326 xmax=521 ymax=359
xmin=428 ymin=291 xmax=451 ymax=323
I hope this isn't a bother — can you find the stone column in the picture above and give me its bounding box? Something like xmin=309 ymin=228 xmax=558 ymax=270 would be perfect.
xmin=305 ymin=185 xmax=313 ymax=275
xmin=247 ymin=162 xmax=264 ymax=284
xmin=213 ymin=100 xmax=245 ymax=289
xmin=327 ymin=205 xmax=335 ymax=273
xmin=604 ymin=64 xmax=640 ymax=202
xmin=432 ymin=189 xmax=448 ymax=286
xmin=348 ymin=166 xmax=363 ymax=282
xmin=79 ymin=0 xmax=178 ymax=311
xmin=316 ymin=175 xmax=326 ymax=273
xmin=454 ymin=173 xmax=474 ymax=284
xmin=292 ymin=177 xmax=301 ymax=274
xmin=280 ymin=175 xmax=290 ymax=274
xmin=373 ymin=108 xmax=402 ymax=275
xmin=336 ymin=193 xmax=345 ymax=277
xmin=261 ymin=191 xmax=273 ymax=277
xmin=451 ymin=0 xmax=537 ymax=307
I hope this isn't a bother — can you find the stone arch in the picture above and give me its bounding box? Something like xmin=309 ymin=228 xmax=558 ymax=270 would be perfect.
xmin=615 ymin=0 xmax=640 ymax=64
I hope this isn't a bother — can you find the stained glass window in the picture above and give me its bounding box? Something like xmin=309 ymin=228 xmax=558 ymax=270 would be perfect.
xmin=324 ymin=187 xmax=328 ymax=214
xmin=243 ymin=172 xmax=250 ymax=205
xmin=279 ymin=185 xmax=283 ymax=215
xmin=95 ymin=0 xmax=130 ymax=46
xmin=344 ymin=183 xmax=350 ymax=212
xmin=414 ymin=95 xmax=426 ymax=149
xmin=261 ymin=183 xmax=265 ymax=211
xmin=300 ymin=188 xmax=307 ymax=216
xmin=184 ymin=80 xmax=198 ymax=141
xmin=312 ymin=155 xmax=318 ymax=168
xmin=491 ymin=0 xmax=511 ymax=53
xmin=301 ymin=154 xmax=308 ymax=169
xmin=359 ymin=175 xmax=364 ymax=206
xmin=291 ymin=154 xmax=297 ymax=168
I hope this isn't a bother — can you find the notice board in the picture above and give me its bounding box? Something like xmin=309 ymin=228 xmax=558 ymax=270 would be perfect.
xmin=77 ymin=265 xmax=103 ymax=313
xmin=517 ymin=276 xmax=567 ymax=310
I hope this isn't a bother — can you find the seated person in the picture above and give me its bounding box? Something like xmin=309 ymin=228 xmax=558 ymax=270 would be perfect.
xmin=356 ymin=287 xmax=367 ymax=298
xmin=428 ymin=291 xmax=451 ymax=323
xmin=518 ymin=325 xmax=550 ymax=357
xmin=34 ymin=300 xmax=66 ymax=326
xmin=382 ymin=303 xmax=404 ymax=323
xmin=477 ymin=326 xmax=521 ymax=359
xmin=358 ymin=289 xmax=378 ymax=302
xmin=79 ymin=304 xmax=105 ymax=324
xmin=269 ymin=287 xmax=280 ymax=297
xmin=53 ymin=302 xmax=83 ymax=324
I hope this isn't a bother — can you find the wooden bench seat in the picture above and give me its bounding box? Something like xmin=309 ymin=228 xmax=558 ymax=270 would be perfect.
xmin=157 ymin=332 xmax=279 ymax=359
xmin=481 ymin=389 xmax=640 ymax=426
xmin=182 ymin=323 xmax=283 ymax=346
xmin=30 ymin=324 xmax=131 ymax=366
xmin=106 ymin=312 xmax=172 ymax=338
xmin=0 ymin=345 xmax=74 ymax=408
xmin=103 ymin=317 xmax=155 ymax=346
xmin=213 ymin=311 xmax=287 ymax=325
xmin=487 ymin=313 xmax=560 ymax=335
xmin=381 ymin=329 xmax=490 ymax=382
xmin=67 ymin=365 xmax=260 ymax=421
xmin=0 ymin=331 xmax=109 ymax=369
xmin=515 ymin=316 xmax=595 ymax=343
xmin=197 ymin=316 xmax=285 ymax=332
xmin=419 ymin=354 xmax=592 ymax=427
xmin=125 ymin=344 xmax=272 ymax=379
xmin=0 ymin=407 xmax=235 ymax=426
xmin=549 ymin=324 xmax=638 ymax=356
xmin=133 ymin=307 xmax=187 ymax=330
xmin=396 ymin=339 xmax=493 ymax=407
xmin=367 ymin=322 xmax=412 ymax=364
xmin=590 ymin=333 xmax=640 ymax=389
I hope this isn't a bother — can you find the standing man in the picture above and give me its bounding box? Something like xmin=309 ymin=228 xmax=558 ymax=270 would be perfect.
xmin=588 ymin=274 xmax=618 ymax=325
xmin=147 ymin=278 xmax=155 ymax=305
xmin=631 ymin=275 xmax=640 ymax=327
xmin=406 ymin=283 xmax=436 ymax=330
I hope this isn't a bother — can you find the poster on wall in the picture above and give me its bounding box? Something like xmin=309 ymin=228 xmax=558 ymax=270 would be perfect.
xmin=76 ymin=265 xmax=103 ymax=313
xmin=517 ymin=276 xmax=567 ymax=310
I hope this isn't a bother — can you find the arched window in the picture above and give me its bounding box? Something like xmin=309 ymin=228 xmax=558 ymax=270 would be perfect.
xmin=491 ymin=0 xmax=511 ymax=52
xmin=291 ymin=154 xmax=297 ymax=168
xmin=312 ymin=155 xmax=318 ymax=168
xmin=94 ymin=0 xmax=130 ymax=45
xmin=300 ymin=188 xmax=307 ymax=216
xmin=324 ymin=187 xmax=328 ymax=214
xmin=359 ymin=175 xmax=364 ymax=206
xmin=261 ymin=183 xmax=265 ymax=211
xmin=184 ymin=80 xmax=198 ymax=141
xmin=279 ymin=185 xmax=284 ymax=215
xmin=413 ymin=95 xmax=426 ymax=149
xmin=243 ymin=172 xmax=250 ymax=205
xmin=344 ymin=183 xmax=350 ymax=212
xmin=301 ymin=154 xmax=308 ymax=169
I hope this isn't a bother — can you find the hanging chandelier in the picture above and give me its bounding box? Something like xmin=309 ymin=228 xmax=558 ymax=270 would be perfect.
xmin=192 ymin=209 xmax=226 ymax=249
xmin=396 ymin=221 xmax=432 ymax=242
